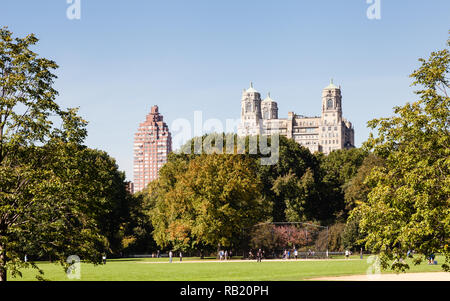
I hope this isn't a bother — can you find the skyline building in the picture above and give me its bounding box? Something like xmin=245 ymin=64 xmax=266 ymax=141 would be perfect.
xmin=237 ymin=80 xmax=355 ymax=154
xmin=133 ymin=105 xmax=172 ymax=193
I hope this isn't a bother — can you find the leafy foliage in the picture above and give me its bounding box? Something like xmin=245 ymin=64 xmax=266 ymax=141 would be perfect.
xmin=357 ymin=34 xmax=450 ymax=272
xmin=0 ymin=28 xmax=129 ymax=280
xmin=316 ymin=148 xmax=368 ymax=222
xmin=148 ymin=153 xmax=267 ymax=252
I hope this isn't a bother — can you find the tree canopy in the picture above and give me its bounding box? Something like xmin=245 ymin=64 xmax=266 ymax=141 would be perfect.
xmin=0 ymin=28 xmax=129 ymax=281
xmin=355 ymin=35 xmax=450 ymax=272
xmin=149 ymin=153 xmax=267 ymax=252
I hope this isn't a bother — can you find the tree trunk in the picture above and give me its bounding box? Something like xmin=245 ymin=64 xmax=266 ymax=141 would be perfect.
xmin=0 ymin=243 xmax=6 ymax=282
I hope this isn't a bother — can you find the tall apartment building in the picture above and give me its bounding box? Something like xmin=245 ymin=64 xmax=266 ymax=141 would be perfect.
xmin=238 ymin=81 xmax=354 ymax=154
xmin=133 ymin=105 xmax=172 ymax=193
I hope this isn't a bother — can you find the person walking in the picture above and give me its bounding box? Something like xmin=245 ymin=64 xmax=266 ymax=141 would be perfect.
xmin=294 ymin=249 xmax=298 ymax=260
xmin=345 ymin=249 xmax=350 ymax=260
xmin=179 ymin=251 xmax=183 ymax=262
xmin=169 ymin=250 xmax=173 ymax=263
xmin=256 ymin=249 xmax=262 ymax=262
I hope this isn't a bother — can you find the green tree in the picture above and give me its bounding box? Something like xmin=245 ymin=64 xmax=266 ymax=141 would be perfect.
xmin=343 ymin=154 xmax=385 ymax=211
xmin=272 ymin=168 xmax=318 ymax=222
xmin=73 ymin=148 xmax=131 ymax=257
xmin=257 ymin=136 xmax=320 ymax=222
xmin=173 ymin=134 xmax=321 ymax=223
xmin=0 ymin=28 xmax=112 ymax=280
xmin=149 ymin=154 xmax=267 ymax=252
xmin=341 ymin=214 xmax=364 ymax=251
xmin=119 ymin=190 xmax=158 ymax=255
xmin=316 ymin=148 xmax=367 ymax=222
xmin=358 ymin=34 xmax=450 ymax=272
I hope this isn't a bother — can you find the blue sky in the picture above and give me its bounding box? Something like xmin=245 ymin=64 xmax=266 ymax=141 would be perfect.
xmin=1 ymin=0 xmax=449 ymax=180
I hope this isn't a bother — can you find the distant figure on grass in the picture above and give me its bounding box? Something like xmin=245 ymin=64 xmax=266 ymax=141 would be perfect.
xmin=169 ymin=251 xmax=173 ymax=263
xmin=219 ymin=250 xmax=224 ymax=260
xmin=256 ymin=249 xmax=263 ymax=262
xmin=428 ymin=253 xmax=436 ymax=265
xmin=345 ymin=250 xmax=350 ymax=260
xmin=179 ymin=252 xmax=182 ymax=262
xmin=102 ymin=254 xmax=107 ymax=264
xmin=225 ymin=250 xmax=228 ymax=261
xmin=407 ymin=250 xmax=411 ymax=258
xmin=283 ymin=250 xmax=287 ymax=260
xmin=294 ymin=249 xmax=298 ymax=260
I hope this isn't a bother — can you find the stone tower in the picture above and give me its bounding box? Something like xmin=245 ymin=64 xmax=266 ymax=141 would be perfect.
xmin=321 ymin=79 xmax=343 ymax=125
xmin=238 ymin=82 xmax=263 ymax=136
xmin=261 ymin=92 xmax=278 ymax=120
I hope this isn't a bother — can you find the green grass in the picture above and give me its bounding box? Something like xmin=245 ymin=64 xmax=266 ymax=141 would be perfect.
xmin=8 ymin=255 xmax=445 ymax=281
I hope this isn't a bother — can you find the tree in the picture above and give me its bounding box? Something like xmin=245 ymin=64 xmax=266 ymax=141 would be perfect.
xmin=0 ymin=28 xmax=112 ymax=280
xmin=173 ymin=134 xmax=322 ymax=223
xmin=149 ymin=154 xmax=267 ymax=253
xmin=316 ymin=148 xmax=367 ymax=222
xmin=343 ymin=154 xmax=385 ymax=211
xmin=74 ymin=148 xmax=131 ymax=257
xmin=357 ymin=34 xmax=450 ymax=272
xmin=119 ymin=190 xmax=158 ymax=255
xmin=341 ymin=214 xmax=364 ymax=251
xmin=272 ymin=168 xmax=318 ymax=222
xmin=319 ymin=223 xmax=345 ymax=252
xmin=250 ymin=224 xmax=314 ymax=252
xmin=257 ymin=136 xmax=321 ymax=222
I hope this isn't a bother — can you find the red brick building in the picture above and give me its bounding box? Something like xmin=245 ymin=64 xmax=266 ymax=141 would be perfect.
xmin=133 ymin=105 xmax=172 ymax=193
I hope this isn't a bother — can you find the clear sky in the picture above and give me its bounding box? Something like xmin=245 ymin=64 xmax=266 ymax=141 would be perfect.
xmin=1 ymin=0 xmax=449 ymax=180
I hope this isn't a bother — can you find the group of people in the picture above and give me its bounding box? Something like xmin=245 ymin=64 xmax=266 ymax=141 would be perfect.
xmin=218 ymin=250 xmax=232 ymax=260
xmin=247 ymin=249 xmax=265 ymax=261
xmin=168 ymin=250 xmax=183 ymax=263
xmin=282 ymin=249 xmax=305 ymax=260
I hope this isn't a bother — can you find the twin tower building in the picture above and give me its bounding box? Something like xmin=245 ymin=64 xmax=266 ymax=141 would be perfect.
xmin=237 ymin=81 xmax=354 ymax=155
xmin=133 ymin=81 xmax=355 ymax=192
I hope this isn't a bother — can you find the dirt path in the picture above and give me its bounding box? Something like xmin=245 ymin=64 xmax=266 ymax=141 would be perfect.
xmin=310 ymin=272 xmax=450 ymax=281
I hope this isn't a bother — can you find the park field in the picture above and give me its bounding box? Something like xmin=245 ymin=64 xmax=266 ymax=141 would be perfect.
xmin=8 ymin=255 xmax=447 ymax=281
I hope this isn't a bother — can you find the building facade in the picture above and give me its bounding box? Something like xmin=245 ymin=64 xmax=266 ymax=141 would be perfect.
xmin=238 ymin=81 xmax=354 ymax=154
xmin=125 ymin=181 xmax=134 ymax=195
xmin=133 ymin=105 xmax=172 ymax=193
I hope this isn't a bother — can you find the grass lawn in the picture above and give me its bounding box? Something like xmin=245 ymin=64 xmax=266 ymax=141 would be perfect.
xmin=8 ymin=255 xmax=445 ymax=281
